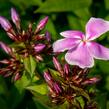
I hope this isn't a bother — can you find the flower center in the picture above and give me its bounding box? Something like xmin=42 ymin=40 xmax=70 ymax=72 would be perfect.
xmin=81 ymin=39 xmax=88 ymax=44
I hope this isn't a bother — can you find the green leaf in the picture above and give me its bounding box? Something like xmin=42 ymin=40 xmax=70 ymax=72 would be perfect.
xmin=107 ymin=101 xmax=109 ymax=109
xmin=105 ymin=0 xmax=109 ymax=10
xmin=26 ymin=83 xmax=48 ymax=95
xmin=15 ymin=72 xmax=31 ymax=91
xmin=10 ymin=0 xmax=42 ymax=11
xmin=8 ymin=72 xmax=31 ymax=109
xmin=76 ymin=97 xmax=85 ymax=109
xmin=96 ymin=93 xmax=107 ymax=109
xmin=46 ymin=17 xmax=57 ymax=40
xmin=32 ymin=93 xmax=51 ymax=109
xmin=36 ymin=0 xmax=92 ymax=13
xmin=49 ymin=68 xmax=59 ymax=76
xmin=71 ymin=85 xmax=90 ymax=102
xmin=67 ymin=15 xmax=83 ymax=30
xmin=0 ymin=96 xmax=8 ymax=109
xmin=106 ymin=76 xmax=109 ymax=91
xmin=74 ymin=8 xmax=91 ymax=20
xmin=0 ymin=76 xmax=8 ymax=95
xmin=33 ymin=93 xmax=67 ymax=109
xmin=24 ymin=55 xmax=37 ymax=77
xmin=8 ymin=85 xmax=25 ymax=109
xmin=98 ymin=61 xmax=109 ymax=74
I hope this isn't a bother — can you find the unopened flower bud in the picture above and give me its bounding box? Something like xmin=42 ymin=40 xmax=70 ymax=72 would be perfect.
xmin=45 ymin=31 xmax=51 ymax=41
xmin=28 ymin=23 xmax=32 ymax=32
xmin=0 ymin=16 xmax=12 ymax=31
xmin=53 ymin=82 xmax=62 ymax=94
xmin=0 ymin=60 xmax=9 ymax=64
xmin=37 ymin=16 xmax=48 ymax=30
xmin=0 ymin=42 xmax=12 ymax=54
xmin=53 ymin=57 xmax=63 ymax=76
xmin=35 ymin=55 xmax=43 ymax=61
xmin=34 ymin=43 xmax=45 ymax=52
xmin=82 ymin=77 xmax=100 ymax=85
xmin=13 ymin=72 xmax=21 ymax=81
xmin=7 ymin=31 xmax=17 ymax=41
xmin=64 ymin=64 xmax=70 ymax=76
xmin=11 ymin=8 xmax=20 ymax=29
xmin=44 ymin=71 xmax=52 ymax=82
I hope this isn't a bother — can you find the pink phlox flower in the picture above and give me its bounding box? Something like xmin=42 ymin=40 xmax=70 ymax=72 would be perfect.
xmin=53 ymin=17 xmax=109 ymax=68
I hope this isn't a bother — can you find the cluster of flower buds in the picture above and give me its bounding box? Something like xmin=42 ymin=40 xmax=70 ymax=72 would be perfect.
xmin=44 ymin=57 xmax=100 ymax=108
xmin=0 ymin=8 xmax=52 ymax=62
xmin=0 ymin=42 xmax=23 ymax=81
xmin=0 ymin=8 xmax=52 ymax=80
xmin=44 ymin=71 xmax=62 ymax=95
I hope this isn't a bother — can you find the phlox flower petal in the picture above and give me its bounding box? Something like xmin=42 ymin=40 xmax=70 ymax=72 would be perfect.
xmin=88 ymin=42 xmax=109 ymax=60
xmin=86 ymin=17 xmax=109 ymax=40
xmin=65 ymin=42 xmax=94 ymax=68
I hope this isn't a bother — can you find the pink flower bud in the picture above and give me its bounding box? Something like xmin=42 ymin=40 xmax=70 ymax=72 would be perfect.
xmin=82 ymin=77 xmax=100 ymax=85
xmin=53 ymin=82 xmax=62 ymax=94
xmin=0 ymin=60 xmax=9 ymax=64
xmin=0 ymin=16 xmax=12 ymax=31
xmin=34 ymin=43 xmax=45 ymax=52
xmin=45 ymin=31 xmax=51 ymax=41
xmin=0 ymin=42 xmax=12 ymax=54
xmin=7 ymin=32 xmax=17 ymax=41
xmin=35 ymin=55 xmax=43 ymax=61
xmin=44 ymin=71 xmax=52 ymax=82
xmin=64 ymin=64 xmax=70 ymax=76
xmin=14 ymin=72 xmax=21 ymax=81
xmin=11 ymin=8 xmax=20 ymax=29
xmin=53 ymin=57 xmax=63 ymax=75
xmin=37 ymin=16 xmax=48 ymax=30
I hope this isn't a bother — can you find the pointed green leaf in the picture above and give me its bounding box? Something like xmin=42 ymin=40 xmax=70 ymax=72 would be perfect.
xmin=10 ymin=0 xmax=42 ymax=11
xmin=36 ymin=0 xmax=92 ymax=13
xmin=26 ymin=83 xmax=48 ymax=95
xmin=24 ymin=55 xmax=37 ymax=77
xmin=71 ymin=85 xmax=90 ymax=102
xmin=32 ymin=93 xmax=51 ymax=109
xmin=46 ymin=18 xmax=57 ymax=40
xmin=105 ymin=0 xmax=109 ymax=10
xmin=0 ymin=96 xmax=8 ymax=109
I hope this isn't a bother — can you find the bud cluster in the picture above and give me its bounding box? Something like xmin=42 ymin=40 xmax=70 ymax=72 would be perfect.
xmin=0 ymin=8 xmax=52 ymax=80
xmin=0 ymin=8 xmax=51 ymax=61
xmin=0 ymin=42 xmax=23 ymax=81
xmin=44 ymin=57 xmax=100 ymax=108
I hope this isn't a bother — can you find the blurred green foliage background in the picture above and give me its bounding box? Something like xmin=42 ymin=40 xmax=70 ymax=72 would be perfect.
xmin=0 ymin=0 xmax=109 ymax=109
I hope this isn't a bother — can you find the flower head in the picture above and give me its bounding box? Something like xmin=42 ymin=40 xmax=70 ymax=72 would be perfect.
xmin=44 ymin=57 xmax=100 ymax=107
xmin=0 ymin=42 xmax=23 ymax=81
xmin=53 ymin=17 xmax=109 ymax=68
xmin=0 ymin=8 xmax=52 ymax=61
xmin=44 ymin=71 xmax=62 ymax=95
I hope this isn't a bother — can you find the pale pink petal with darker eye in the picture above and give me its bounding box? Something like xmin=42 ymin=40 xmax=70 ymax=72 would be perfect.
xmin=53 ymin=38 xmax=80 ymax=52
xmin=86 ymin=17 xmax=109 ymax=40
xmin=60 ymin=30 xmax=84 ymax=39
xmin=65 ymin=43 xmax=94 ymax=69
xmin=88 ymin=42 xmax=109 ymax=60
